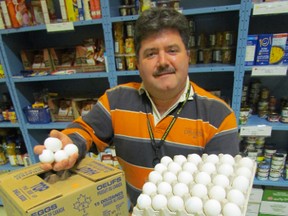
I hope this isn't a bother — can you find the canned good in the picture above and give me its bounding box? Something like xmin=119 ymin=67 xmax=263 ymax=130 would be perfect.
xmin=125 ymin=22 xmax=135 ymax=38
xmin=208 ymin=34 xmax=216 ymax=47
xmin=189 ymin=48 xmax=197 ymax=64
xmin=222 ymin=31 xmax=234 ymax=46
xmin=197 ymin=33 xmax=207 ymax=49
xmin=125 ymin=54 xmax=137 ymax=70
xmin=198 ymin=49 xmax=204 ymax=63
xmin=239 ymin=107 xmax=250 ymax=125
xmin=203 ymin=48 xmax=212 ymax=64
xmin=125 ymin=38 xmax=135 ymax=54
xmin=280 ymin=106 xmax=288 ymax=123
xmin=260 ymin=88 xmax=270 ymax=100
xmin=114 ymin=38 xmax=125 ymax=54
xmin=258 ymin=100 xmax=268 ymax=111
xmin=215 ymin=32 xmax=223 ymax=47
xmin=119 ymin=5 xmax=136 ymax=16
xmin=115 ymin=54 xmax=126 ymax=71
xmin=188 ymin=35 xmax=196 ymax=48
xmin=268 ymin=96 xmax=277 ymax=112
xmin=188 ymin=18 xmax=196 ymax=33
xmin=157 ymin=0 xmax=170 ymax=8
xmin=221 ymin=46 xmax=234 ymax=64
xmin=113 ymin=22 xmax=124 ymax=39
xmin=170 ymin=0 xmax=180 ymax=10
xmin=267 ymin=112 xmax=280 ymax=122
xmin=212 ymin=48 xmax=222 ymax=63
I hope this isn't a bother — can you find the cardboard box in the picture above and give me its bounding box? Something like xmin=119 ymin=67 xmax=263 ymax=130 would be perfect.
xmin=269 ymin=33 xmax=287 ymax=64
xmin=246 ymin=187 xmax=264 ymax=216
xmin=259 ymin=187 xmax=288 ymax=216
xmin=245 ymin=35 xmax=258 ymax=66
xmin=0 ymin=157 xmax=128 ymax=216
xmin=254 ymin=34 xmax=273 ymax=65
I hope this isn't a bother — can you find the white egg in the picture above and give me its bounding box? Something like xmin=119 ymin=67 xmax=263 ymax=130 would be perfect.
xmin=195 ymin=171 xmax=211 ymax=185
xmin=167 ymin=161 xmax=182 ymax=174
xmin=220 ymin=154 xmax=235 ymax=165
xmin=212 ymin=174 xmax=230 ymax=188
xmin=227 ymin=189 xmax=245 ymax=206
xmin=160 ymin=156 xmax=173 ymax=166
xmin=190 ymin=183 xmax=208 ymax=198
xmin=152 ymin=194 xmax=167 ymax=211
xmin=63 ymin=143 xmax=78 ymax=156
xmin=236 ymin=166 xmax=253 ymax=179
xmin=173 ymin=155 xmax=187 ymax=166
xmin=157 ymin=181 xmax=172 ymax=196
xmin=177 ymin=171 xmax=193 ymax=185
xmin=238 ymin=157 xmax=254 ymax=169
xmin=187 ymin=153 xmax=202 ymax=165
xmin=44 ymin=137 xmax=63 ymax=152
xmin=223 ymin=202 xmax=242 ymax=216
xmin=137 ymin=194 xmax=152 ymax=210
xmin=182 ymin=161 xmax=198 ymax=174
xmin=200 ymin=162 xmax=216 ymax=174
xmin=148 ymin=171 xmax=163 ymax=184
xmin=167 ymin=195 xmax=184 ymax=212
xmin=162 ymin=171 xmax=177 ymax=184
xmin=232 ymin=175 xmax=250 ymax=193
xmin=39 ymin=149 xmax=55 ymax=163
xmin=208 ymin=185 xmax=226 ymax=201
xmin=142 ymin=182 xmax=157 ymax=196
xmin=54 ymin=150 xmax=69 ymax=162
xmin=154 ymin=163 xmax=167 ymax=174
xmin=204 ymin=199 xmax=222 ymax=216
xmin=185 ymin=196 xmax=203 ymax=214
xmin=173 ymin=182 xmax=189 ymax=197
xmin=217 ymin=163 xmax=234 ymax=176
xmin=205 ymin=154 xmax=219 ymax=164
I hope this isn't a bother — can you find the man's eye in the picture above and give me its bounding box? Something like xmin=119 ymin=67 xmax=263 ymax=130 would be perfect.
xmin=168 ymin=48 xmax=178 ymax=53
xmin=145 ymin=52 xmax=156 ymax=58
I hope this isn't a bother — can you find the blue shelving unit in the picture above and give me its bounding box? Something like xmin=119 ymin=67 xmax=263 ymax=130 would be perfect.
xmin=0 ymin=0 xmax=287 ymax=190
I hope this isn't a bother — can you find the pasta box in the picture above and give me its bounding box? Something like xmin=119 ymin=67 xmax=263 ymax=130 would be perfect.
xmin=245 ymin=35 xmax=258 ymax=66
xmin=254 ymin=34 xmax=273 ymax=65
xmin=269 ymin=33 xmax=287 ymax=65
xmin=0 ymin=157 xmax=128 ymax=216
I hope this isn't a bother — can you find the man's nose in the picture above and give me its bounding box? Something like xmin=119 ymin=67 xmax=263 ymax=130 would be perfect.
xmin=158 ymin=51 xmax=169 ymax=66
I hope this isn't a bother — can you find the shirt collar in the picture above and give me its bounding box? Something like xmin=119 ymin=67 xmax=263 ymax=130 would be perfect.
xmin=139 ymin=77 xmax=194 ymax=124
xmin=139 ymin=76 xmax=194 ymax=101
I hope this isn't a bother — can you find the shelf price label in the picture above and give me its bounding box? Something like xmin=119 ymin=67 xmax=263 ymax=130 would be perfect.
xmin=240 ymin=125 xmax=272 ymax=137
xmin=253 ymin=2 xmax=288 ymax=15
xmin=252 ymin=66 xmax=287 ymax=76
xmin=46 ymin=22 xmax=74 ymax=33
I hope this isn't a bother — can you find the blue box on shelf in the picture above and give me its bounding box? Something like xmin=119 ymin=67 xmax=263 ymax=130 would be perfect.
xmin=23 ymin=106 xmax=51 ymax=124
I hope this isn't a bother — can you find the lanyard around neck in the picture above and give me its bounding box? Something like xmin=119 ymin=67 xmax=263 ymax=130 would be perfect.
xmin=146 ymin=84 xmax=191 ymax=166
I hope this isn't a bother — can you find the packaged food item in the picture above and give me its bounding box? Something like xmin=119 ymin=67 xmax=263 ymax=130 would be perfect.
xmin=254 ymin=34 xmax=273 ymax=65
xmin=269 ymin=33 xmax=287 ymax=64
xmin=245 ymin=35 xmax=258 ymax=66
xmin=125 ymin=54 xmax=137 ymax=70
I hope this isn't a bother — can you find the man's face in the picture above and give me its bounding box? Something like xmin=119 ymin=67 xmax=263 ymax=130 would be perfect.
xmin=137 ymin=29 xmax=190 ymax=100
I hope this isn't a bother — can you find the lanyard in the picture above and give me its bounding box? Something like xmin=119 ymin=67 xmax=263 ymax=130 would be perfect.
xmin=146 ymin=84 xmax=191 ymax=166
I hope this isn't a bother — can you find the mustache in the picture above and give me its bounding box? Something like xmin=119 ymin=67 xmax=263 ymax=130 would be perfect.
xmin=153 ymin=66 xmax=176 ymax=77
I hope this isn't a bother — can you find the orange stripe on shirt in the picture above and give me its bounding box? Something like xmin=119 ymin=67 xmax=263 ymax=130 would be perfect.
xmin=117 ymin=157 xmax=153 ymax=190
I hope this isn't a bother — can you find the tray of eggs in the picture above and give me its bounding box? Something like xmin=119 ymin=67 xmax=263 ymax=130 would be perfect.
xmin=132 ymin=153 xmax=256 ymax=216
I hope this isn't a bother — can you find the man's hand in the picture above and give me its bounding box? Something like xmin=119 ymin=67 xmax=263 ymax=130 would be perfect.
xmin=34 ymin=129 xmax=79 ymax=171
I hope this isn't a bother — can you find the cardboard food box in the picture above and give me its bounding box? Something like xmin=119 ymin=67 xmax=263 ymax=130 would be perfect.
xmin=245 ymin=35 xmax=258 ymax=66
xmin=254 ymin=34 xmax=273 ymax=65
xmin=0 ymin=157 xmax=128 ymax=216
xmin=20 ymin=49 xmax=53 ymax=73
xmin=259 ymin=187 xmax=288 ymax=216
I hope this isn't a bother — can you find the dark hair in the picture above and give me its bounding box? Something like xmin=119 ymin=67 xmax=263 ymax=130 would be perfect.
xmin=134 ymin=8 xmax=190 ymax=57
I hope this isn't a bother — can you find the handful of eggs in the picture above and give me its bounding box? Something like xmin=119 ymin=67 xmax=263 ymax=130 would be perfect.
xmin=132 ymin=153 xmax=256 ymax=216
xmin=39 ymin=137 xmax=78 ymax=163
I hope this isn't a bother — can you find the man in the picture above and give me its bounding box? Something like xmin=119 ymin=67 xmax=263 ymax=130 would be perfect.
xmin=34 ymin=7 xmax=239 ymax=206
